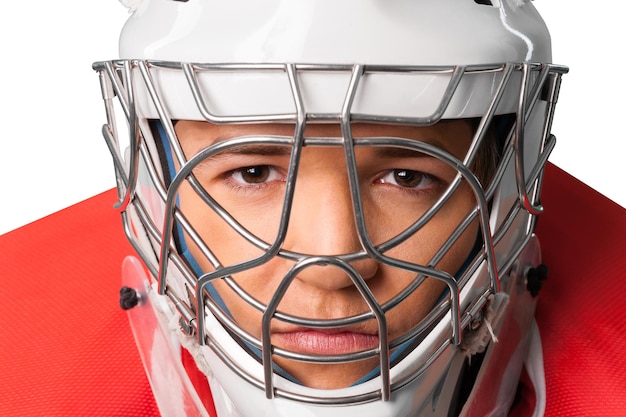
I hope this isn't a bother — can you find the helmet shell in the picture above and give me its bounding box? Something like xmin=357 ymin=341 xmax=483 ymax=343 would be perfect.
xmin=120 ymin=0 xmax=551 ymax=65
xmin=118 ymin=0 xmax=553 ymax=121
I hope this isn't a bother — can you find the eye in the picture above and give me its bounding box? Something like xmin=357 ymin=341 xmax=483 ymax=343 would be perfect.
xmin=230 ymin=165 xmax=283 ymax=185
xmin=378 ymin=169 xmax=438 ymax=190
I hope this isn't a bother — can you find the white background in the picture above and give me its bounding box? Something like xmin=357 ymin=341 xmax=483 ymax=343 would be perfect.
xmin=1 ymin=1 xmax=624 ymax=235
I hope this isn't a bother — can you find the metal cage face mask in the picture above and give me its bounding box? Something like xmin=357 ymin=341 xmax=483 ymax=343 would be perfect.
xmin=95 ymin=60 xmax=565 ymax=415
xmin=95 ymin=1 xmax=567 ymax=416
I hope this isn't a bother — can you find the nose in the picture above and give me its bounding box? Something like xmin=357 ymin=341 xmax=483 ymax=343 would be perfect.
xmin=284 ymin=159 xmax=379 ymax=291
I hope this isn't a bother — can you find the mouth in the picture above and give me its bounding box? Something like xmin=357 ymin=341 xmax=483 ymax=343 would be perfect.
xmin=272 ymin=329 xmax=380 ymax=355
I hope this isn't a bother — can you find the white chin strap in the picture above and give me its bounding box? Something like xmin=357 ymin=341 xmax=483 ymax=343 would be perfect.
xmin=525 ymin=320 xmax=546 ymax=417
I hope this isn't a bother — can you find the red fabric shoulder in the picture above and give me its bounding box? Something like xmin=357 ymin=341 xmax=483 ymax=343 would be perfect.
xmin=534 ymin=164 xmax=626 ymax=416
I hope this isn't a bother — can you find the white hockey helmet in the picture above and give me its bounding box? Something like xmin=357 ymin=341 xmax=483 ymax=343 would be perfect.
xmin=94 ymin=0 xmax=566 ymax=415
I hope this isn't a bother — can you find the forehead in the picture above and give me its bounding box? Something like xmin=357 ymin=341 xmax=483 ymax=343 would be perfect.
xmin=173 ymin=119 xmax=474 ymax=156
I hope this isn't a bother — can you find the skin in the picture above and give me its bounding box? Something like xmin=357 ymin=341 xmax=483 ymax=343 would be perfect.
xmin=173 ymin=120 xmax=478 ymax=389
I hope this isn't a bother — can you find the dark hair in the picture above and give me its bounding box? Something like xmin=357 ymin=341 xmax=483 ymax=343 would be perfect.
xmin=467 ymin=115 xmax=513 ymax=189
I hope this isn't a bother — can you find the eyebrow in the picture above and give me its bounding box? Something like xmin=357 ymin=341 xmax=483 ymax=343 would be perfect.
xmin=369 ymin=134 xmax=451 ymax=158
xmin=372 ymin=146 xmax=430 ymax=159
xmin=219 ymin=144 xmax=292 ymax=156
xmin=196 ymin=144 xmax=292 ymax=164
xmin=197 ymin=136 xmax=448 ymax=160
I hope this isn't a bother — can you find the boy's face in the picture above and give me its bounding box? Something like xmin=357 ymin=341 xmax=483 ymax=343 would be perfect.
xmin=173 ymin=120 xmax=478 ymax=389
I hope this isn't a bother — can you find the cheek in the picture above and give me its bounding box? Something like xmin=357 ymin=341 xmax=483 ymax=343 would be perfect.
xmin=210 ymin=278 xmax=267 ymax=338
xmin=372 ymin=198 xmax=479 ymax=334
xmin=178 ymin=184 xmax=287 ymax=335
xmin=428 ymin=193 xmax=480 ymax=276
xmin=178 ymin=183 xmax=283 ymax=269
xmin=379 ymin=185 xmax=479 ymax=275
